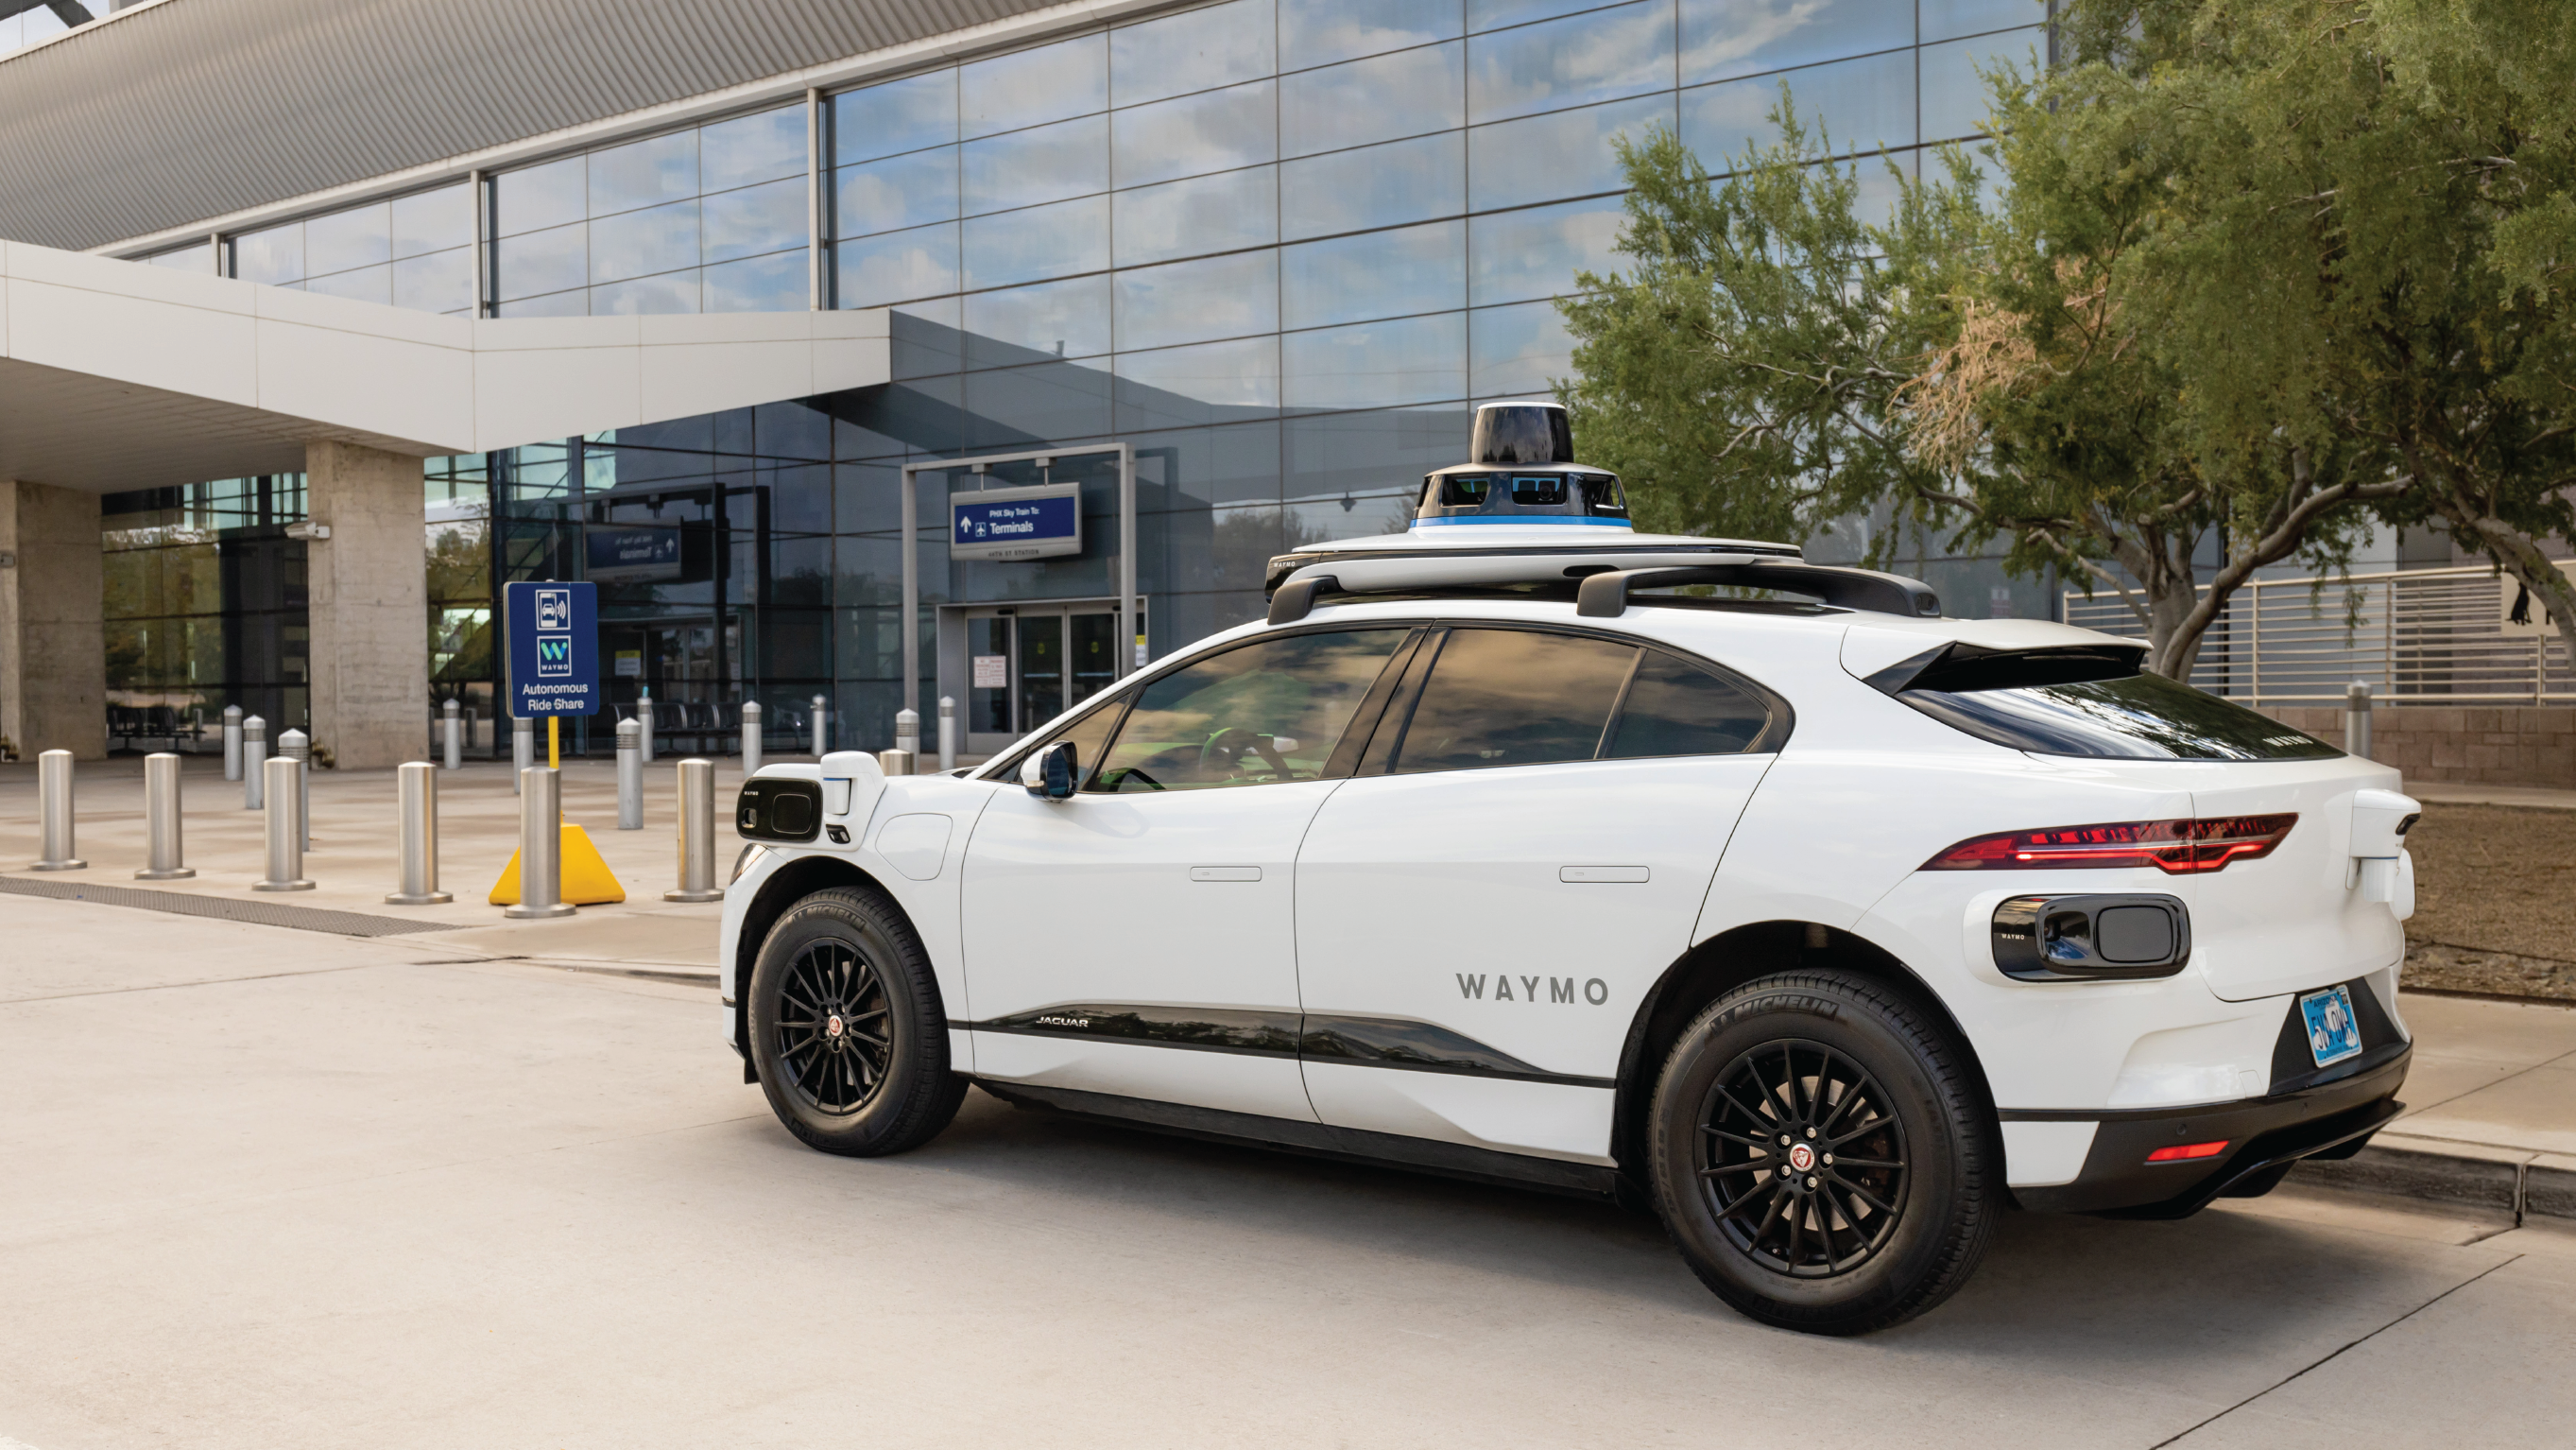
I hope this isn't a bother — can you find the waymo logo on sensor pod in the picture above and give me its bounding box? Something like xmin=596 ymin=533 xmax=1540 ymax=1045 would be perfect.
xmin=1457 ymin=974 xmax=1610 ymax=1005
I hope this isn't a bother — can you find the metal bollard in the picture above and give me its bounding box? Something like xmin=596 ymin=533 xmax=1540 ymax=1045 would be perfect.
xmin=386 ymin=761 xmax=453 ymax=904
xmin=938 ymin=696 xmax=957 ymax=772
xmin=664 ymin=757 xmax=725 ymax=902
xmin=740 ymin=699 xmax=764 ymax=777
xmin=253 ymin=755 xmax=314 ymax=890
xmin=136 ymin=751 xmax=195 ymax=879
xmin=513 ymin=714 xmax=533 ymax=794
xmin=31 ymin=749 xmax=84 ymax=871
xmin=639 ymin=691 xmax=656 ymax=764
xmin=811 ymin=694 xmax=828 ymax=757
xmin=895 ymin=707 xmax=920 ymax=763
xmin=616 ymin=718 xmax=644 ymax=830
xmin=878 ymin=748 xmax=915 ymax=776
xmin=223 ymin=704 xmax=244 ymax=782
xmin=242 ymin=716 xmax=266 ymax=809
xmin=279 ymin=728 xmax=311 ymax=850
xmin=505 ymin=768 xmax=576 ymax=918
xmin=442 ymin=698 xmax=461 ymax=770
xmin=2345 ymin=681 xmax=2374 ymax=760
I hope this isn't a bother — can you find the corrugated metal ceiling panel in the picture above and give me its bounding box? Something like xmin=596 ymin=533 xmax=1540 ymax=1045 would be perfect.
xmin=0 ymin=0 xmax=1061 ymax=251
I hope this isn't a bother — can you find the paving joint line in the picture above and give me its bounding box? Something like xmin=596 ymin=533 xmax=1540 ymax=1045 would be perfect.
xmin=2390 ymin=1056 xmax=2562 ymax=1119
xmin=0 ymin=874 xmax=467 ymax=938
xmin=1 ymin=963 xmax=381 ymax=1004
xmin=2147 ymin=1254 xmax=2523 ymax=1448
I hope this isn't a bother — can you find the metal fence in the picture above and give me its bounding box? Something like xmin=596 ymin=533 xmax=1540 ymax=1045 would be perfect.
xmin=2064 ymin=564 xmax=2576 ymax=706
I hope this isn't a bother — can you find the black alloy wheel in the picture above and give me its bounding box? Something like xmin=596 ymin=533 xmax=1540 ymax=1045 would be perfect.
xmin=775 ymin=939 xmax=891 ymax=1115
xmin=747 ymin=886 xmax=967 ymax=1157
xmin=1696 ymin=1041 xmax=1910 ymax=1278
xmin=1650 ymin=969 xmax=1995 ymax=1335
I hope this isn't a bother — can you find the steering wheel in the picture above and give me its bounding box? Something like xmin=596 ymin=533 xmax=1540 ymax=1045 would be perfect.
xmin=1108 ymin=767 xmax=1164 ymax=791
xmin=1198 ymin=726 xmax=1288 ymax=781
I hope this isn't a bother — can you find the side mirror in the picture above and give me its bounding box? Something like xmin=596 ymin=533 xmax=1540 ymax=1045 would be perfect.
xmin=1020 ymin=741 xmax=1080 ymax=800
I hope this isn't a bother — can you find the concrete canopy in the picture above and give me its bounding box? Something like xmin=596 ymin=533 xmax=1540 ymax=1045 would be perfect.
xmin=0 ymin=240 xmax=890 ymax=494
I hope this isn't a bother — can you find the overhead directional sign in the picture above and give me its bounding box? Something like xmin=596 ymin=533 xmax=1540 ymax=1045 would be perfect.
xmin=585 ymin=526 xmax=683 ymax=583
xmin=951 ymin=482 xmax=1082 ymax=561
xmin=505 ymin=579 xmax=600 ymax=718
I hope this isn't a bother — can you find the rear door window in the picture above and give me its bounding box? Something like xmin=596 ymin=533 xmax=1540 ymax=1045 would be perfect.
xmin=1390 ymin=629 xmax=1638 ymax=773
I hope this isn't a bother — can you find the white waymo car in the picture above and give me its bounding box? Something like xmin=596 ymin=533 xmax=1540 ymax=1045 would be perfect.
xmin=720 ymin=403 xmax=2417 ymax=1334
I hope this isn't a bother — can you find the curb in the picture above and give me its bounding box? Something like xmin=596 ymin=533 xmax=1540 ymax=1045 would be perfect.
xmin=2290 ymin=1131 xmax=2576 ymax=1223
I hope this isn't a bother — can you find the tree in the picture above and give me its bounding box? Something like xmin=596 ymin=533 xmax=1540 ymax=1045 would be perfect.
xmin=2053 ymin=0 xmax=2576 ymax=659
xmin=1554 ymin=115 xmax=1939 ymax=551
xmin=1564 ymin=2 xmax=2576 ymax=676
xmin=1558 ymin=103 xmax=2381 ymax=678
xmin=1898 ymin=9 xmax=2404 ymax=679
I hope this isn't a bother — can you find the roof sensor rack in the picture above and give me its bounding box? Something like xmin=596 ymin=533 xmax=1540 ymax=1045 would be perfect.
xmin=1575 ymin=563 xmax=1941 ymax=620
xmin=1266 ymin=558 xmax=1943 ymax=624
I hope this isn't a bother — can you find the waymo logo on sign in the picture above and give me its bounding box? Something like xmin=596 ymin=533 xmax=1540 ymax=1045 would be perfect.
xmin=536 ymin=636 xmax=572 ymax=678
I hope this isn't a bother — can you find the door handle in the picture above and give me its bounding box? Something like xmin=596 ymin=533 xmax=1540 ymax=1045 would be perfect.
xmin=1189 ymin=866 xmax=1262 ymax=882
xmin=1560 ymin=865 xmax=1649 ymax=884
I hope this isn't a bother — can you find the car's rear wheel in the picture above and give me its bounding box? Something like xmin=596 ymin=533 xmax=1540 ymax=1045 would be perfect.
xmin=748 ymin=886 xmax=966 ymax=1157
xmin=1649 ymin=969 xmax=1996 ymax=1335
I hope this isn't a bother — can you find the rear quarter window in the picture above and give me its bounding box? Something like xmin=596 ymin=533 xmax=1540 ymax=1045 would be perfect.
xmin=1880 ymin=646 xmax=2342 ymax=761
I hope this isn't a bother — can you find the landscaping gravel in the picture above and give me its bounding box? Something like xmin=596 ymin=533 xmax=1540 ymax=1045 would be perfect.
xmin=2401 ymin=803 xmax=2576 ymax=1001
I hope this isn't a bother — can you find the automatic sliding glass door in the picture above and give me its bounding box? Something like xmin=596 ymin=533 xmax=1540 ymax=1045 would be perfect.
xmin=960 ymin=599 xmax=1144 ymax=755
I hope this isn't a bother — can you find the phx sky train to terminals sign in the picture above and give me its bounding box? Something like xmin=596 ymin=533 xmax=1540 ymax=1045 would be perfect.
xmin=505 ymin=580 xmax=600 ymax=718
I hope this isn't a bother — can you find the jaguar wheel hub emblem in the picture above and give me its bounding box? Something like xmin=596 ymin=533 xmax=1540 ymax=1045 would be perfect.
xmin=1786 ymin=1142 xmax=1816 ymax=1174
xmin=825 ymin=1013 xmax=846 ymax=1040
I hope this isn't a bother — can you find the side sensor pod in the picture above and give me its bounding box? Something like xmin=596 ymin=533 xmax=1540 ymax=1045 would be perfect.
xmin=1990 ymin=893 xmax=2191 ymax=982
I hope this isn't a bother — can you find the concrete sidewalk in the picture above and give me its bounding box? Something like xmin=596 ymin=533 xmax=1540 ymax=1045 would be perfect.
xmin=0 ymin=753 xmax=730 ymax=975
xmin=2298 ymin=993 xmax=2576 ymax=1222
xmin=3 ymin=751 xmax=2571 ymax=1222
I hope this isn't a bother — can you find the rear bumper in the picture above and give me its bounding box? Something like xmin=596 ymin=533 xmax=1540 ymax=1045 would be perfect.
xmin=2009 ymin=1044 xmax=2409 ymax=1217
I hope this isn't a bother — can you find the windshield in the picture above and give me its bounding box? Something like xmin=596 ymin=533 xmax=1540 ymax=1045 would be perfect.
xmin=1898 ymin=669 xmax=2344 ymax=761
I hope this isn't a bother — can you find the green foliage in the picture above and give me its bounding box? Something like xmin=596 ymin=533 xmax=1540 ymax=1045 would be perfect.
xmin=1561 ymin=0 xmax=2576 ymax=672
xmin=2059 ymin=0 xmax=2576 ymax=651
xmin=1555 ymin=112 xmax=1947 ymax=553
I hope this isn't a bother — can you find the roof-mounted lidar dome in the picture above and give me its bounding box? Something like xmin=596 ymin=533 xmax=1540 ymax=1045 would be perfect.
xmin=1471 ymin=399 xmax=1577 ymax=465
xmin=1415 ymin=400 xmax=1629 ymax=529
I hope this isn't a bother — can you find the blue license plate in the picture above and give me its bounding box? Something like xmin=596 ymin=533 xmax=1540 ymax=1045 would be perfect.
xmin=2300 ymin=986 xmax=2364 ymax=1068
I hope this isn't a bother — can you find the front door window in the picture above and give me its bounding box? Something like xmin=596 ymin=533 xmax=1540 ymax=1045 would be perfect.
xmin=1091 ymin=630 xmax=1410 ymax=792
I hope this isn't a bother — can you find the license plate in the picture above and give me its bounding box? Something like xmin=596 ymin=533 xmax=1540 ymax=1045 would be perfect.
xmin=2300 ymin=986 xmax=2364 ymax=1068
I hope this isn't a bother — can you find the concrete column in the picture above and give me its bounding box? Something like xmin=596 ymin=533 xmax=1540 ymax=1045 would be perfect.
xmin=0 ymin=479 xmax=107 ymax=761
xmin=303 ymin=440 xmax=429 ymax=771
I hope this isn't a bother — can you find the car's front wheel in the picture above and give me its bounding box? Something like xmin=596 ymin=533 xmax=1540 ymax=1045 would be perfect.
xmin=747 ymin=886 xmax=966 ymax=1157
xmin=1648 ymin=969 xmax=1997 ymax=1335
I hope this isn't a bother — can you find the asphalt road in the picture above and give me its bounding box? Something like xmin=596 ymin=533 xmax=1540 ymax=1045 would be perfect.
xmin=5 ymin=894 xmax=2571 ymax=1449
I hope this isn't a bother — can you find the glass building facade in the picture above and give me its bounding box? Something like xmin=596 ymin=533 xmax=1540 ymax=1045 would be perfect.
xmin=94 ymin=0 xmax=2054 ymax=755
xmin=489 ymin=107 xmax=813 ymax=317
xmin=99 ymin=475 xmax=311 ymax=747
xmin=231 ymin=182 xmax=478 ymax=314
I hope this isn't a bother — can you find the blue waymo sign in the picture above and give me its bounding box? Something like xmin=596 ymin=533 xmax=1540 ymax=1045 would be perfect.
xmin=506 ymin=580 xmax=600 ymax=718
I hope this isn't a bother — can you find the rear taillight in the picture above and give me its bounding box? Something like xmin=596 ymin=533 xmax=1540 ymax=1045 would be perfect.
xmin=1923 ymin=815 xmax=2297 ymax=874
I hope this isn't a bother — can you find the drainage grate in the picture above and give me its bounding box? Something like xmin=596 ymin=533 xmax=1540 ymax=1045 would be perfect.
xmin=0 ymin=875 xmax=467 ymax=937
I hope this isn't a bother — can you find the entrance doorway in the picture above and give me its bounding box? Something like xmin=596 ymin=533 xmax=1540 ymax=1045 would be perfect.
xmin=957 ymin=599 xmax=1145 ymax=757
xmin=601 ymin=616 xmax=739 ymax=752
